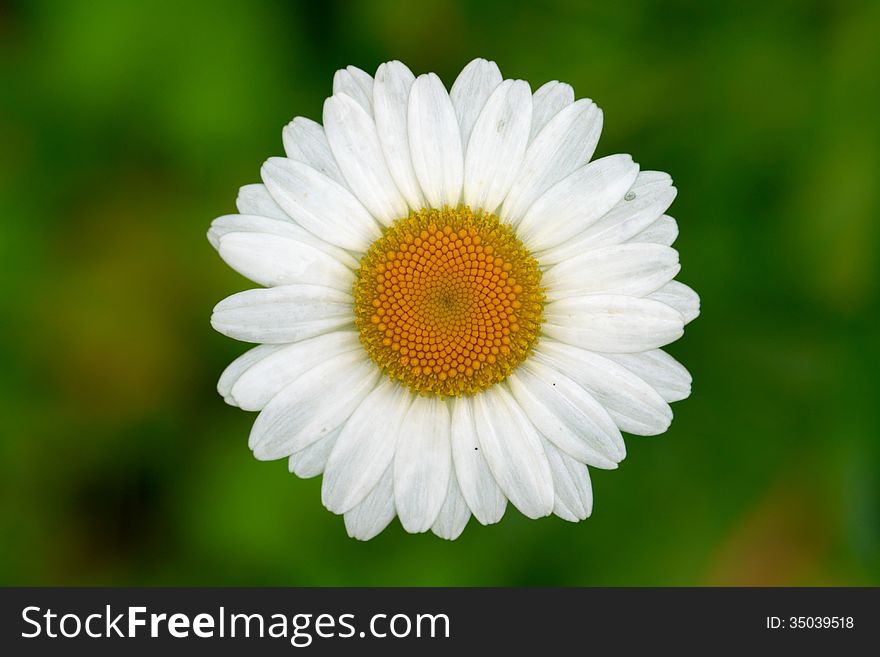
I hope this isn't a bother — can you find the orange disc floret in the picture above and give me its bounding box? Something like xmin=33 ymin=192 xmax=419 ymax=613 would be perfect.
xmin=353 ymin=206 xmax=544 ymax=397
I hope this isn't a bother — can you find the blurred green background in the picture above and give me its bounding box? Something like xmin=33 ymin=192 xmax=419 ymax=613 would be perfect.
xmin=1 ymin=0 xmax=878 ymax=586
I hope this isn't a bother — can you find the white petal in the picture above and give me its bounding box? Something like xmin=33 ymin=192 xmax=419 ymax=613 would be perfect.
xmin=648 ymin=281 xmax=700 ymax=323
xmin=344 ymin=466 xmax=396 ymax=541
xmin=229 ymin=331 xmax=361 ymax=411
xmin=450 ymin=396 xmax=507 ymax=525
xmin=211 ymin=284 xmax=353 ymax=344
xmin=450 ymin=58 xmax=503 ymax=149
xmin=394 ymin=396 xmax=452 ymax=533
xmin=472 ymin=386 xmax=554 ymax=519
xmin=288 ymin=427 xmax=340 ymax=478
xmin=210 ymin=212 xmax=307 ymax=241
xmin=538 ymin=171 xmax=676 ymax=264
xmin=507 ymin=360 xmax=624 ymax=467
xmin=529 ymin=81 xmax=574 ymax=142
xmin=217 ymin=344 xmax=286 ymax=407
xmin=282 ymin=117 xmax=347 ymax=187
xmin=322 ymin=380 xmax=412 ymax=514
xmin=543 ymin=243 xmax=680 ymax=301
xmin=218 ymin=231 xmax=355 ymax=290
xmin=261 ymin=157 xmax=380 ymax=252
xmin=431 ymin=474 xmax=471 ymax=541
xmin=332 ymin=65 xmax=373 ymax=115
xmin=629 ymin=214 xmax=678 ymax=246
xmin=518 ymin=154 xmax=638 ymax=252
xmin=543 ymin=294 xmax=684 ymax=353
xmin=408 ymin=73 xmax=464 ymax=208
xmin=463 ymin=79 xmax=532 ymax=213
xmin=235 ymin=184 xmax=290 ymax=221
xmin=248 ymin=350 xmax=379 ymax=459
xmin=601 ymin=349 xmax=692 ymax=403
xmin=324 ymin=93 xmax=408 ymax=226
xmin=209 ymin=214 xmax=359 ymax=269
xmin=502 ymin=99 xmax=604 ymax=226
xmin=535 ymin=340 xmax=673 ymax=436
xmin=373 ymin=61 xmax=426 ymax=210
xmin=544 ymin=440 xmax=592 ymax=522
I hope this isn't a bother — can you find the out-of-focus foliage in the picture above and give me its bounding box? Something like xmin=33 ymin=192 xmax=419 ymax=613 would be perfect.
xmin=1 ymin=0 xmax=877 ymax=585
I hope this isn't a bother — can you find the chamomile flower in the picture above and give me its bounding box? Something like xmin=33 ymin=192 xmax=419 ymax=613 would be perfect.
xmin=209 ymin=59 xmax=699 ymax=540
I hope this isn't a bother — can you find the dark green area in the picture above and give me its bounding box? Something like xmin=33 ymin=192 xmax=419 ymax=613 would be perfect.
xmin=1 ymin=0 xmax=878 ymax=585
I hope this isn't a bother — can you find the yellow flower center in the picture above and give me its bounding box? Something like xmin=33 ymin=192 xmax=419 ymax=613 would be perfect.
xmin=353 ymin=206 xmax=544 ymax=397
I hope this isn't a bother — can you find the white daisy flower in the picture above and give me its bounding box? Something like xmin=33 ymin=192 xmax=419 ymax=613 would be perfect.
xmin=209 ymin=59 xmax=699 ymax=541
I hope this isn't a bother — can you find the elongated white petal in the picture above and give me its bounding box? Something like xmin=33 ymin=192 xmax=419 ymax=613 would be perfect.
xmin=235 ymin=184 xmax=290 ymax=221
xmin=450 ymin=58 xmax=503 ymax=148
xmin=601 ymin=349 xmax=692 ymax=403
xmin=518 ymin=154 xmax=638 ymax=252
xmin=209 ymin=214 xmax=359 ymax=269
xmin=508 ymin=360 xmax=624 ymax=467
xmin=218 ymin=231 xmax=355 ymax=290
xmin=332 ymin=65 xmax=373 ymax=115
xmin=229 ymin=331 xmax=361 ymax=411
xmin=373 ymin=61 xmax=425 ymax=210
xmin=543 ymin=243 xmax=680 ymax=301
xmin=535 ymin=340 xmax=673 ymax=435
xmin=544 ymin=294 xmax=684 ymax=353
xmin=249 ymin=350 xmax=378 ymax=459
xmin=394 ymin=396 xmax=452 ymax=533
xmin=211 ymin=284 xmax=353 ymax=344
xmin=288 ymin=427 xmax=340 ymax=478
xmin=463 ymin=79 xmax=532 ymax=213
xmin=629 ymin=214 xmax=678 ymax=246
xmin=282 ymin=117 xmax=347 ymax=187
xmin=324 ymin=93 xmax=408 ymax=226
xmin=322 ymin=380 xmax=412 ymax=514
xmin=431 ymin=474 xmax=471 ymax=540
xmin=502 ymin=99 xmax=604 ymax=225
xmin=210 ymin=213 xmax=307 ymax=241
xmin=261 ymin=157 xmax=380 ymax=252
xmin=217 ymin=344 xmax=286 ymax=407
xmin=450 ymin=396 xmax=507 ymax=525
xmin=344 ymin=466 xmax=396 ymax=541
xmin=472 ymin=386 xmax=553 ymax=519
xmin=649 ymin=281 xmax=700 ymax=323
xmin=529 ymin=81 xmax=574 ymax=142
xmin=539 ymin=171 xmax=676 ymax=264
xmin=408 ymin=73 xmax=463 ymax=208
xmin=544 ymin=440 xmax=592 ymax=522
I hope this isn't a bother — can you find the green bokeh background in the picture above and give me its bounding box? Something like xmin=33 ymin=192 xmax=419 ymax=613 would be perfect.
xmin=2 ymin=0 xmax=878 ymax=586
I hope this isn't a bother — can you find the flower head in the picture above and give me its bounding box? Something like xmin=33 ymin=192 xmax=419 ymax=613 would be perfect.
xmin=210 ymin=59 xmax=699 ymax=540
